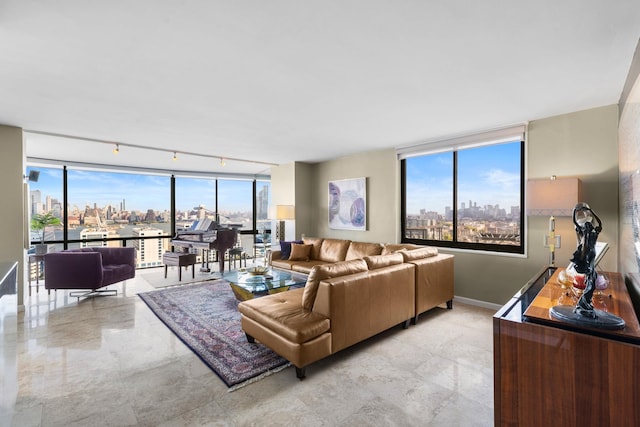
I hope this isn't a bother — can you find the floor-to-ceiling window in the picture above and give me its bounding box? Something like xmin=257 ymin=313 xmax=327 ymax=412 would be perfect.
xmin=174 ymin=176 xmax=217 ymax=228
xmin=27 ymin=165 xmax=270 ymax=267
xmin=26 ymin=166 xmax=63 ymax=252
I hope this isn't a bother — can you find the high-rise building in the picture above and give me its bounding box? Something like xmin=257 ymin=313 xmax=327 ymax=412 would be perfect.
xmin=132 ymin=227 xmax=166 ymax=268
xmin=80 ymin=229 xmax=109 ymax=248
xmin=257 ymin=185 xmax=269 ymax=220
xmin=30 ymin=189 xmax=43 ymax=215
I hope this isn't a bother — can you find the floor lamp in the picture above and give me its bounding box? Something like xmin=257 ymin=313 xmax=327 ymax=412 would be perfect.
xmin=527 ymin=176 xmax=582 ymax=267
xmin=275 ymin=205 xmax=295 ymax=243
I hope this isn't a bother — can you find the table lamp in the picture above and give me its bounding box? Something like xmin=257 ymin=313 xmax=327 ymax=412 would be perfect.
xmin=275 ymin=205 xmax=295 ymax=242
xmin=526 ymin=176 xmax=582 ymax=266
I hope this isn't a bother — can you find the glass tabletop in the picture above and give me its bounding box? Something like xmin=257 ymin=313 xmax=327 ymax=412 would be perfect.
xmin=222 ymin=268 xmax=307 ymax=295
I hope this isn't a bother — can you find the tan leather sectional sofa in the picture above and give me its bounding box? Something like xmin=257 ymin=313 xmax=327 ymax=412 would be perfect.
xmin=238 ymin=237 xmax=454 ymax=379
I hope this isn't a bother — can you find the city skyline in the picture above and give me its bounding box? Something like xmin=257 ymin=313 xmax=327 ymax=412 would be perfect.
xmin=27 ymin=167 xmax=268 ymax=214
xmin=404 ymin=142 xmax=521 ymax=216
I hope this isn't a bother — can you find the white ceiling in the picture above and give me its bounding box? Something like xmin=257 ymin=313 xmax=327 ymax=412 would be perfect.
xmin=2 ymin=1 xmax=640 ymax=176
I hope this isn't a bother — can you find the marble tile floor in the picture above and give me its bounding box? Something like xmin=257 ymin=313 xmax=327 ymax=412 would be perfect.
xmin=6 ymin=267 xmax=495 ymax=427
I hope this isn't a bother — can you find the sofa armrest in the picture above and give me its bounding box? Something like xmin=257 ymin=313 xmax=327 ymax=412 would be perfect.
xmin=93 ymin=247 xmax=136 ymax=268
xmin=44 ymin=252 xmax=104 ymax=289
xmin=411 ymin=253 xmax=454 ymax=315
xmin=269 ymin=250 xmax=282 ymax=265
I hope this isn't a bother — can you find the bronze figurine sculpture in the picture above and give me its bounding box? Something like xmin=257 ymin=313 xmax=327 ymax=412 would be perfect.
xmin=550 ymin=203 xmax=625 ymax=329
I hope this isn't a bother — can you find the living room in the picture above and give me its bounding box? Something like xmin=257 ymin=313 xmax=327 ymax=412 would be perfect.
xmin=2 ymin=2 xmax=640 ymax=425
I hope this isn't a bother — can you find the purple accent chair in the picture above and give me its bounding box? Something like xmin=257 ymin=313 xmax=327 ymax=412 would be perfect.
xmin=44 ymin=247 xmax=136 ymax=298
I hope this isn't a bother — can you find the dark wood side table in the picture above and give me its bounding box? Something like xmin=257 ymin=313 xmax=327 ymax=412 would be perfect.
xmin=228 ymin=247 xmax=246 ymax=270
xmin=494 ymin=267 xmax=640 ymax=426
xmin=163 ymin=252 xmax=197 ymax=281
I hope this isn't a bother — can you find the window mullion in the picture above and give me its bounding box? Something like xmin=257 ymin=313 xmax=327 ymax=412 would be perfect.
xmin=452 ymin=151 xmax=458 ymax=244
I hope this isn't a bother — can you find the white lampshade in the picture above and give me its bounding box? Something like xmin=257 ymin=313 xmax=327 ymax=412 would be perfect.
xmin=275 ymin=205 xmax=295 ymax=220
xmin=526 ymin=177 xmax=582 ymax=216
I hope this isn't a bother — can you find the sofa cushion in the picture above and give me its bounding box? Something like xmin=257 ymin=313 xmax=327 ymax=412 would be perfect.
xmin=302 ymin=259 xmax=368 ymax=310
xmin=280 ymin=240 xmax=303 ymax=259
xmin=289 ymin=243 xmax=313 ymax=261
xmin=303 ymin=237 xmax=324 ymax=260
xmin=238 ymin=289 xmax=330 ymax=344
xmin=381 ymin=243 xmax=422 ymax=255
xmin=290 ymin=260 xmax=331 ymax=275
xmin=318 ymin=238 xmax=351 ymax=263
xmin=397 ymin=246 xmax=439 ymax=261
xmin=345 ymin=241 xmax=384 ymax=260
xmin=102 ymin=264 xmax=135 ymax=286
xmin=363 ymin=253 xmax=404 ymax=270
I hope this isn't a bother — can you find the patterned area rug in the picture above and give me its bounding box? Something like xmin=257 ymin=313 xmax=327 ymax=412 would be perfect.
xmin=138 ymin=280 xmax=290 ymax=391
xmin=139 ymin=267 xmax=220 ymax=288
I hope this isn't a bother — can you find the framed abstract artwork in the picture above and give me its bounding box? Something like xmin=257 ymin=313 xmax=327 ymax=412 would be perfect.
xmin=328 ymin=177 xmax=366 ymax=230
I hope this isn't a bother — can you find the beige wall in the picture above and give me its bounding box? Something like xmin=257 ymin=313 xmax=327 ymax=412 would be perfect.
xmin=0 ymin=125 xmax=26 ymax=307
xmin=271 ymin=149 xmax=400 ymax=244
xmin=527 ymin=105 xmax=619 ymax=273
xmin=273 ymin=105 xmax=620 ymax=305
xmin=310 ymin=148 xmax=399 ymax=244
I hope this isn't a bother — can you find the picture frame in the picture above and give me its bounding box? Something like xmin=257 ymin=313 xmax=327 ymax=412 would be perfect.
xmin=328 ymin=177 xmax=366 ymax=230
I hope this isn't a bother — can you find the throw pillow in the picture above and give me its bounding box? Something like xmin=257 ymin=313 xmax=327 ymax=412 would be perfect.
xmin=288 ymin=243 xmax=312 ymax=261
xmin=279 ymin=240 xmax=303 ymax=259
xmin=396 ymin=246 xmax=438 ymax=261
xmin=363 ymin=253 xmax=404 ymax=270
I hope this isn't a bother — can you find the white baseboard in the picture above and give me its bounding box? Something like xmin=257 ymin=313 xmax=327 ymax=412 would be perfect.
xmin=453 ymin=295 xmax=502 ymax=312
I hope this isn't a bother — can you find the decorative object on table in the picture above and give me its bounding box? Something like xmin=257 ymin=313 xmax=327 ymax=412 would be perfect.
xmin=273 ymin=204 xmax=295 ymax=242
xmin=550 ymin=203 xmax=625 ymax=330
xmin=246 ymin=266 xmax=269 ymax=275
xmin=328 ymin=177 xmax=366 ymax=231
xmin=526 ymin=176 xmax=581 ymax=266
xmin=138 ymin=280 xmax=290 ymax=391
xmin=557 ymin=241 xmax=609 ymax=291
xmin=30 ymin=212 xmax=61 ymax=255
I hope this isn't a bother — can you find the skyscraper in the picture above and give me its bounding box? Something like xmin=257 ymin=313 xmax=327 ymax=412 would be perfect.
xmin=132 ymin=227 xmax=166 ymax=268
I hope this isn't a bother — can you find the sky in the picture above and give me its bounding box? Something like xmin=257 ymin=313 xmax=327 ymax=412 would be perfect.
xmin=27 ymin=166 xmax=268 ymax=213
xmin=405 ymin=141 xmax=521 ymax=215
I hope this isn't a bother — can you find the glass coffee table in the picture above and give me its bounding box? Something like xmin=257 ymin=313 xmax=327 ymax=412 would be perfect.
xmin=222 ymin=268 xmax=307 ymax=301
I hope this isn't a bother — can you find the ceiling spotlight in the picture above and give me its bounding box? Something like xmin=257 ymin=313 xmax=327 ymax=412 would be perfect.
xmin=220 ymin=157 xmax=226 ymax=166
xmin=173 ymin=152 xmax=178 ymax=161
xmin=113 ymin=144 xmax=120 ymax=154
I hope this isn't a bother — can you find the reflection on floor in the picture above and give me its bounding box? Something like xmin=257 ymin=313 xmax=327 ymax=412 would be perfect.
xmin=8 ymin=266 xmax=495 ymax=426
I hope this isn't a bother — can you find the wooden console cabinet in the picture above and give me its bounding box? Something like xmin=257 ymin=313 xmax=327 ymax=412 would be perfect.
xmin=494 ymin=267 xmax=640 ymax=426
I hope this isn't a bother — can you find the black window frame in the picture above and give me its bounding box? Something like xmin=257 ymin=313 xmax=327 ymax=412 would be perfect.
xmin=401 ymin=139 xmax=525 ymax=254
xmin=27 ymin=165 xmax=271 ymax=253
